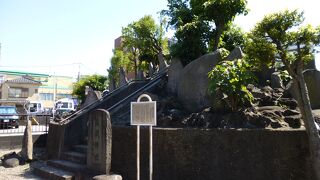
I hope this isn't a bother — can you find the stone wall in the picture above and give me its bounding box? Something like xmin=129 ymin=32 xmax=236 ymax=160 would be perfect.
xmin=111 ymin=127 xmax=315 ymax=180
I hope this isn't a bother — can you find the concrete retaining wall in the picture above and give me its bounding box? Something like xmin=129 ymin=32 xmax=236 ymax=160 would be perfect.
xmin=112 ymin=127 xmax=315 ymax=180
xmin=0 ymin=134 xmax=47 ymax=150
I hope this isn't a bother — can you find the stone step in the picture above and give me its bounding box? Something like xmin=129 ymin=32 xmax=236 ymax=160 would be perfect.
xmin=62 ymin=151 xmax=87 ymax=164
xmin=72 ymin=144 xmax=87 ymax=154
xmin=32 ymin=161 xmax=74 ymax=180
xmin=48 ymin=159 xmax=86 ymax=173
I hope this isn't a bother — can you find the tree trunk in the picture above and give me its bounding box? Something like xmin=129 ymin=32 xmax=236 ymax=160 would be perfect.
xmin=293 ymin=72 xmax=320 ymax=179
xmin=212 ymin=24 xmax=224 ymax=51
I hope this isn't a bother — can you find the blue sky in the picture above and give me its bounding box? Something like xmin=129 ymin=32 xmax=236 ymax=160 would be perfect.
xmin=0 ymin=0 xmax=168 ymax=77
xmin=0 ymin=0 xmax=319 ymax=78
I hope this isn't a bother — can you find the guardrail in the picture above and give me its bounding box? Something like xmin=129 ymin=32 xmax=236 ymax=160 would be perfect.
xmin=0 ymin=114 xmax=51 ymax=135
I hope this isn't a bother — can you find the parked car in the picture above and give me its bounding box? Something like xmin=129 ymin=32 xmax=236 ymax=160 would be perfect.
xmin=0 ymin=106 xmax=19 ymax=128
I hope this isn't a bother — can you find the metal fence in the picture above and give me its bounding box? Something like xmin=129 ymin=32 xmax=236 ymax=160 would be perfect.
xmin=0 ymin=114 xmax=51 ymax=135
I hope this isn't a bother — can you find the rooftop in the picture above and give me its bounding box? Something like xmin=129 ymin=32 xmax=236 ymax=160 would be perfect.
xmin=6 ymin=76 xmax=42 ymax=85
xmin=0 ymin=70 xmax=49 ymax=77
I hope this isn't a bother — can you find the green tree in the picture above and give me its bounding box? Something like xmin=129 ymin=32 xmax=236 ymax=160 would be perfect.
xmin=108 ymin=16 xmax=169 ymax=87
xmin=190 ymin=0 xmax=248 ymax=51
xmin=244 ymin=32 xmax=277 ymax=70
xmin=122 ymin=15 xmax=169 ymax=69
xmin=107 ymin=49 xmax=132 ymax=86
xmin=162 ymin=0 xmax=248 ymax=65
xmin=220 ymin=24 xmax=246 ymax=52
xmin=162 ymin=0 xmax=209 ymax=65
xmin=72 ymin=75 xmax=108 ymax=102
xmin=248 ymin=10 xmax=320 ymax=178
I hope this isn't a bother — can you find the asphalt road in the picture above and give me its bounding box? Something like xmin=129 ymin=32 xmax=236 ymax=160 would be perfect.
xmin=0 ymin=125 xmax=48 ymax=135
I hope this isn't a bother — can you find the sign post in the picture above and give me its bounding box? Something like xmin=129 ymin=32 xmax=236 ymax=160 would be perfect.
xmin=131 ymin=94 xmax=156 ymax=180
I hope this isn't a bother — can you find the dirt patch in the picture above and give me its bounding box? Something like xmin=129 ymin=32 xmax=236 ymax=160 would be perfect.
xmin=0 ymin=148 xmax=45 ymax=180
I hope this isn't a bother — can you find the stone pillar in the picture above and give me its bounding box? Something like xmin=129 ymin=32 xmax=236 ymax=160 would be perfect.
xmin=85 ymin=86 xmax=92 ymax=96
xmin=158 ymin=52 xmax=168 ymax=71
xmin=167 ymin=58 xmax=183 ymax=95
xmin=148 ymin=63 xmax=155 ymax=77
xmin=21 ymin=119 xmax=33 ymax=161
xmin=119 ymin=67 xmax=128 ymax=86
xmin=87 ymin=109 xmax=112 ymax=174
xmin=81 ymin=89 xmax=102 ymax=109
xmin=137 ymin=70 xmax=145 ymax=80
xmin=271 ymin=72 xmax=284 ymax=89
xmin=225 ymin=46 xmax=244 ymax=61
xmin=109 ymin=78 xmax=116 ymax=92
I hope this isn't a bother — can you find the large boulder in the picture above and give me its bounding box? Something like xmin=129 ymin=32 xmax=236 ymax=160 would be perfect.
xmin=271 ymin=72 xmax=284 ymax=89
xmin=81 ymin=89 xmax=102 ymax=108
xmin=304 ymin=69 xmax=320 ymax=109
xmin=177 ymin=50 xmax=223 ymax=112
xmin=3 ymin=158 xmax=19 ymax=168
xmin=287 ymin=69 xmax=320 ymax=109
xmin=225 ymin=47 xmax=244 ymax=61
xmin=1 ymin=152 xmax=24 ymax=168
xmin=167 ymin=58 xmax=184 ymax=95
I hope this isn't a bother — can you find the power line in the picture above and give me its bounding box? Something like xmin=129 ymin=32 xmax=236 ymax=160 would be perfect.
xmin=0 ymin=63 xmax=80 ymax=68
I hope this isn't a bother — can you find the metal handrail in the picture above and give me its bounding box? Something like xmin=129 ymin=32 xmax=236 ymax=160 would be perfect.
xmin=59 ymin=67 xmax=168 ymax=125
xmin=58 ymin=79 xmax=148 ymax=125
xmin=108 ymin=71 xmax=167 ymax=113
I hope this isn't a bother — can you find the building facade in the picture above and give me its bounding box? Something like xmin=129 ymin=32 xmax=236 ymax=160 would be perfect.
xmin=0 ymin=70 xmax=74 ymax=110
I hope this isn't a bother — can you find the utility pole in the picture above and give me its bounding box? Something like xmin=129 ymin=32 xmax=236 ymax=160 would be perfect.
xmin=77 ymin=63 xmax=81 ymax=82
xmin=53 ymin=72 xmax=57 ymax=102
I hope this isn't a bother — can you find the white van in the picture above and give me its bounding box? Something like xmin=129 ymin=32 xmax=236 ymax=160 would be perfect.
xmin=53 ymin=98 xmax=78 ymax=116
xmin=29 ymin=101 xmax=44 ymax=114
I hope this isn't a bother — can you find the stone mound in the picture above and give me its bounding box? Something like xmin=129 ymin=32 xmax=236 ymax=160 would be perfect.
xmin=158 ymin=85 xmax=305 ymax=129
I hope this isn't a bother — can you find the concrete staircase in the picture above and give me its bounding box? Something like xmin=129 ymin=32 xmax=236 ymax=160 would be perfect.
xmin=33 ymin=144 xmax=89 ymax=180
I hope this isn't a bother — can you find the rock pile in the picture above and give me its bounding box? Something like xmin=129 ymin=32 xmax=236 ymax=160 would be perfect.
xmin=158 ymin=85 xmax=304 ymax=129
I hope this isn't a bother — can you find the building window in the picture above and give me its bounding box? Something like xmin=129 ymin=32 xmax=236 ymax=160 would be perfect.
xmin=56 ymin=94 xmax=72 ymax=99
xmin=9 ymin=88 xmax=29 ymax=98
xmin=35 ymin=89 xmax=38 ymax=93
xmin=40 ymin=93 xmax=53 ymax=101
xmin=0 ymin=76 xmax=4 ymax=84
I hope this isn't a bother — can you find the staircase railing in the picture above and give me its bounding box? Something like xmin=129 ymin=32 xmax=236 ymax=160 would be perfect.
xmin=46 ymin=68 xmax=168 ymax=159
xmin=58 ymin=79 xmax=148 ymax=125
xmin=108 ymin=71 xmax=167 ymax=114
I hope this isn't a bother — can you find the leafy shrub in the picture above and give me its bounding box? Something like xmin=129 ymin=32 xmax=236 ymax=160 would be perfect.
xmin=279 ymin=70 xmax=292 ymax=86
xmin=208 ymin=59 xmax=256 ymax=111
